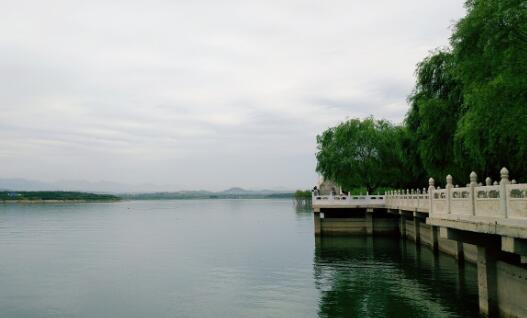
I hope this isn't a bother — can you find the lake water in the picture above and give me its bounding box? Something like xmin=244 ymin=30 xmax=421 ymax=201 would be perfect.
xmin=0 ymin=200 xmax=481 ymax=317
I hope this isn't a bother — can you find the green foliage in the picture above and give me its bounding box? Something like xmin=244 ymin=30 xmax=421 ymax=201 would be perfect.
xmin=315 ymin=0 xmax=527 ymax=188
xmin=344 ymin=187 xmax=392 ymax=195
xmin=0 ymin=191 xmax=120 ymax=201
xmin=393 ymin=126 xmax=427 ymax=187
xmin=405 ymin=0 xmax=527 ymax=182
xmin=316 ymin=118 xmax=415 ymax=193
xmin=294 ymin=190 xmax=312 ymax=199
xmin=406 ymin=50 xmax=465 ymax=182
xmin=452 ymin=0 xmax=527 ymax=179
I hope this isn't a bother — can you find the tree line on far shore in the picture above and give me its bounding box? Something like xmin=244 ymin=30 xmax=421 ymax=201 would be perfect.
xmin=316 ymin=0 xmax=527 ymax=193
xmin=0 ymin=191 xmax=120 ymax=201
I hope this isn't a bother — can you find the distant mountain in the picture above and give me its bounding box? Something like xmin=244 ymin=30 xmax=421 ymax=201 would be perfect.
xmin=0 ymin=178 xmax=295 ymax=195
xmin=221 ymin=187 xmax=245 ymax=193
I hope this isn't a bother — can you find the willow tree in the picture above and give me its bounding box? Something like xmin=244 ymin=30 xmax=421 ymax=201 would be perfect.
xmin=452 ymin=0 xmax=527 ymax=180
xmin=405 ymin=0 xmax=527 ymax=182
xmin=406 ymin=51 xmax=465 ymax=182
xmin=316 ymin=118 xmax=410 ymax=193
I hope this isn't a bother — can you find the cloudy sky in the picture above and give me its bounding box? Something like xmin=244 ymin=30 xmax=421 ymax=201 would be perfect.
xmin=0 ymin=0 xmax=466 ymax=191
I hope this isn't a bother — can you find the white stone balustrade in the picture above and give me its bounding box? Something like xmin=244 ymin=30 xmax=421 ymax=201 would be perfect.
xmin=384 ymin=167 xmax=527 ymax=221
xmin=417 ymin=189 xmax=430 ymax=212
xmin=474 ymin=184 xmax=502 ymax=218
xmin=312 ymin=193 xmax=385 ymax=207
xmin=314 ymin=167 xmax=527 ymax=221
xmin=507 ymin=183 xmax=527 ymax=219
xmin=450 ymin=186 xmax=472 ymax=215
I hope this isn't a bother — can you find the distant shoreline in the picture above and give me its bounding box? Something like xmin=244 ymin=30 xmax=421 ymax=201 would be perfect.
xmin=0 ymin=197 xmax=302 ymax=204
xmin=1 ymin=199 xmax=120 ymax=204
xmin=0 ymin=190 xmax=303 ymax=203
xmin=0 ymin=191 xmax=121 ymax=203
xmin=119 ymin=192 xmax=295 ymax=200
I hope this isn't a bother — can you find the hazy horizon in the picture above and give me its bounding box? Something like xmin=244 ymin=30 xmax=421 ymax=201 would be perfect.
xmin=0 ymin=177 xmax=296 ymax=193
xmin=1 ymin=0 xmax=466 ymax=190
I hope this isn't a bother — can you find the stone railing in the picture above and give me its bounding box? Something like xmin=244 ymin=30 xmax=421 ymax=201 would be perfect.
xmin=385 ymin=188 xmax=430 ymax=212
xmin=312 ymin=193 xmax=385 ymax=206
xmin=312 ymin=167 xmax=526 ymax=220
xmin=386 ymin=167 xmax=527 ymax=220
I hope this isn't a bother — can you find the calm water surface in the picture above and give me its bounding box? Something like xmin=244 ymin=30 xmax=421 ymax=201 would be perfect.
xmin=0 ymin=200 xmax=480 ymax=317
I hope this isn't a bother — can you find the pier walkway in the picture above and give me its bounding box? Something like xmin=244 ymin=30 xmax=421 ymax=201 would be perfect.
xmin=312 ymin=167 xmax=527 ymax=318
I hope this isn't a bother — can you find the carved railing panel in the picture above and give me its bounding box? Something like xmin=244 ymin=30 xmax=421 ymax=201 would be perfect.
xmin=417 ymin=194 xmax=430 ymax=212
xmin=474 ymin=185 xmax=502 ymax=218
xmin=450 ymin=187 xmax=473 ymax=215
xmin=313 ymin=195 xmax=385 ymax=207
xmin=506 ymin=184 xmax=527 ymax=219
xmin=432 ymin=189 xmax=448 ymax=214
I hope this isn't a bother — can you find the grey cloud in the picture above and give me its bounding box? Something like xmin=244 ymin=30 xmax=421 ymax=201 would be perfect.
xmin=0 ymin=0 xmax=466 ymax=190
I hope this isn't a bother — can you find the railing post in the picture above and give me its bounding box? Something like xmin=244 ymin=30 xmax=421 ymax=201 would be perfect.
xmin=416 ymin=189 xmax=420 ymax=210
xmin=470 ymin=171 xmax=478 ymax=216
xmin=485 ymin=177 xmax=492 ymax=186
xmin=428 ymin=178 xmax=435 ymax=215
xmin=500 ymin=167 xmax=510 ymax=218
xmin=446 ymin=175 xmax=453 ymax=214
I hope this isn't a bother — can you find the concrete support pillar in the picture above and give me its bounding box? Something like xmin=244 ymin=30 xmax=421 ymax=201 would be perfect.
xmin=399 ymin=213 xmax=406 ymax=239
xmin=315 ymin=236 xmax=321 ymax=249
xmin=456 ymin=242 xmax=465 ymax=264
xmin=413 ymin=217 xmax=420 ymax=244
xmin=477 ymin=246 xmax=498 ymax=317
xmin=314 ymin=212 xmax=321 ymax=236
xmin=431 ymin=226 xmax=439 ymax=254
xmin=366 ymin=209 xmax=374 ymax=235
xmin=502 ymin=236 xmax=527 ymax=265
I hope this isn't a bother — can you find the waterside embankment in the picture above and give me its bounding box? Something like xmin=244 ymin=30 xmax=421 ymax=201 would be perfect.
xmin=313 ymin=168 xmax=527 ymax=318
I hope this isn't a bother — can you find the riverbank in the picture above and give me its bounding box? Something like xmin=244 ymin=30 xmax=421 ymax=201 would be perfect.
xmin=119 ymin=192 xmax=294 ymax=200
xmin=1 ymin=200 xmax=120 ymax=204
xmin=0 ymin=191 xmax=120 ymax=203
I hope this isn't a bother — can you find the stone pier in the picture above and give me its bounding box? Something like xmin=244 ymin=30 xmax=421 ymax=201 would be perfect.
xmin=312 ymin=167 xmax=527 ymax=317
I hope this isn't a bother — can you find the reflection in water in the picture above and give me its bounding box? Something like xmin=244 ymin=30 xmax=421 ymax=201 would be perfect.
xmin=294 ymin=199 xmax=312 ymax=213
xmin=0 ymin=200 xmax=484 ymax=318
xmin=314 ymin=237 xmax=481 ymax=318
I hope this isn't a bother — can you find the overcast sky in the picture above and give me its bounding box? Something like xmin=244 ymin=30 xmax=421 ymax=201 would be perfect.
xmin=0 ymin=0 xmax=466 ymax=191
